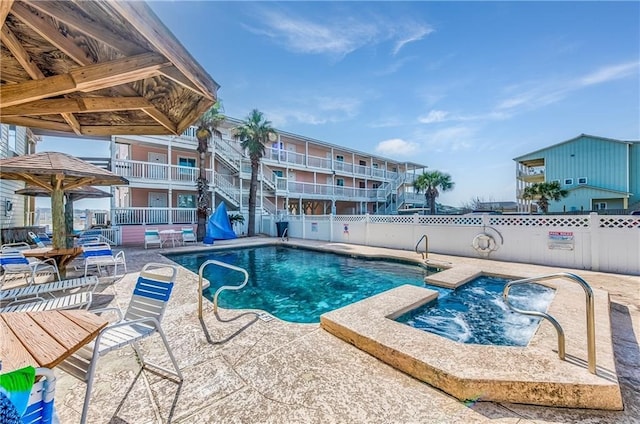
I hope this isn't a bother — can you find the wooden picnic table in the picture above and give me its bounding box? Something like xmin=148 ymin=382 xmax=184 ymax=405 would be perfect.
xmin=0 ymin=310 xmax=108 ymax=373
xmin=23 ymin=247 xmax=83 ymax=279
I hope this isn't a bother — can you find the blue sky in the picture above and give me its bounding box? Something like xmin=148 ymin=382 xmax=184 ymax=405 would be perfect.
xmin=39 ymin=1 xmax=639 ymax=208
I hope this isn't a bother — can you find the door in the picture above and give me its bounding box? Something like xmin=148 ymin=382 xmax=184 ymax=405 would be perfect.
xmin=148 ymin=192 xmax=168 ymax=224
xmin=148 ymin=152 xmax=167 ymax=179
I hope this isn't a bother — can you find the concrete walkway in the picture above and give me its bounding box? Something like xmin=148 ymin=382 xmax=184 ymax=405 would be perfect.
xmin=54 ymin=238 xmax=639 ymax=423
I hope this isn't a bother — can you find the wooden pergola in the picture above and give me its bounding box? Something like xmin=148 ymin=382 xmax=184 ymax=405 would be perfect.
xmin=0 ymin=0 xmax=219 ymax=137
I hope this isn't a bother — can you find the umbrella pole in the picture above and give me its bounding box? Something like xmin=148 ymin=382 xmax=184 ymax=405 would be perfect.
xmin=51 ymin=176 xmax=66 ymax=249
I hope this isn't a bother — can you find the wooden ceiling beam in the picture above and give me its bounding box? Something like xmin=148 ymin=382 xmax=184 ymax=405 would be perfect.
xmin=0 ymin=53 xmax=170 ymax=107
xmin=176 ymin=97 xmax=214 ymax=134
xmin=0 ymin=0 xmax=14 ymax=28
xmin=1 ymin=97 xmax=152 ymax=117
xmin=17 ymin=174 xmax=53 ymax=192
xmin=0 ymin=116 xmax=72 ymax=133
xmin=11 ymin=1 xmax=94 ymax=66
xmin=61 ymin=112 xmax=82 ymax=135
xmin=81 ymin=125 xmax=172 ymax=137
xmin=1 ymin=25 xmax=45 ymax=79
xmin=23 ymin=0 xmax=146 ymax=55
xmin=142 ymin=107 xmax=178 ymax=134
xmin=24 ymin=0 xmax=209 ymax=99
xmin=63 ymin=177 xmax=95 ymax=191
xmin=109 ymin=1 xmax=218 ymax=100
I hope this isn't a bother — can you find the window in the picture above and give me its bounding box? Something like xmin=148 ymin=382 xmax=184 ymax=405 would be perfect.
xmin=8 ymin=125 xmax=16 ymax=153
xmin=578 ymin=177 xmax=587 ymax=185
xmin=273 ymin=170 xmax=283 ymax=178
xmin=336 ymin=178 xmax=344 ymax=187
xmin=372 ymin=183 xmax=380 ymax=189
xmin=372 ymin=163 xmax=379 ymax=169
xmin=597 ymin=202 xmax=607 ymax=210
xmin=564 ymin=178 xmax=573 ymax=185
xmin=359 ymin=160 xmax=366 ymax=166
xmin=177 ymin=194 xmax=196 ymax=208
xmin=359 ymin=181 xmax=365 ymax=188
xmin=178 ymin=157 xmax=196 ymax=168
xmin=391 ymin=167 xmax=397 ymax=172
xmin=336 ymin=155 xmax=344 ymax=162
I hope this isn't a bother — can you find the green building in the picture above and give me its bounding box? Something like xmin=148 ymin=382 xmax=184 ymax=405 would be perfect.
xmin=514 ymin=134 xmax=640 ymax=213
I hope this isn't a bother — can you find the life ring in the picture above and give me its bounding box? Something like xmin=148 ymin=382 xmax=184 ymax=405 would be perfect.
xmin=472 ymin=233 xmax=496 ymax=253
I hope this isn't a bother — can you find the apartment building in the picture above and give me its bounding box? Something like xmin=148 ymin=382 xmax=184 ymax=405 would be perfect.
xmin=514 ymin=134 xmax=640 ymax=213
xmin=108 ymin=117 xmax=427 ymax=236
xmin=0 ymin=124 xmax=38 ymax=229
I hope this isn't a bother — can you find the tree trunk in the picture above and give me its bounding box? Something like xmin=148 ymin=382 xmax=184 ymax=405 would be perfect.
xmin=247 ymin=161 xmax=259 ymax=237
xmin=196 ymin=149 xmax=208 ymax=241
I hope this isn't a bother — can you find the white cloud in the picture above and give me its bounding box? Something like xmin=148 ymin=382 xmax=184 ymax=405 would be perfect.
xmin=392 ymin=25 xmax=434 ymax=55
xmin=413 ymin=125 xmax=475 ymax=153
xmin=375 ymin=138 xmax=419 ymax=156
xmin=580 ymin=61 xmax=640 ymax=86
xmin=249 ymin=7 xmax=433 ymax=60
xmin=418 ymin=110 xmax=449 ymax=124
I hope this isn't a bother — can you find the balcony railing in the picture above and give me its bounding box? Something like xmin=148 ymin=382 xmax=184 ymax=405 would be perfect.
xmin=113 ymin=159 xmax=202 ymax=184
xmin=283 ymin=181 xmax=387 ymax=201
xmin=113 ymin=207 xmax=197 ymax=225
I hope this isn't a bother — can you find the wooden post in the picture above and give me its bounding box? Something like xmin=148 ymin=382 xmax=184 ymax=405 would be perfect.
xmin=51 ymin=175 xmax=65 ymax=249
xmin=64 ymin=195 xmax=74 ymax=248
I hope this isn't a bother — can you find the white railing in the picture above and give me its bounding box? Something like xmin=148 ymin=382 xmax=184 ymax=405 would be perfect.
xmin=214 ymin=174 xmax=240 ymax=205
xmin=113 ymin=207 xmax=197 ymax=225
xmin=113 ymin=159 xmax=203 ymax=183
xmin=214 ymin=137 xmax=242 ymax=171
xmin=285 ymin=181 xmax=387 ymax=201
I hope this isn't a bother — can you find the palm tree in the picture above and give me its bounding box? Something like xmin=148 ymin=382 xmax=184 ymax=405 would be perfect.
xmin=234 ymin=109 xmax=277 ymax=236
xmin=522 ymin=181 xmax=568 ymax=214
xmin=412 ymin=170 xmax=455 ymax=214
xmin=194 ymin=101 xmax=224 ymax=240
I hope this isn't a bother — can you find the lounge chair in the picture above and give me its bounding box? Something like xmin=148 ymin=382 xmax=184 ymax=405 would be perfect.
xmin=28 ymin=231 xmax=46 ymax=248
xmin=0 ymin=291 xmax=92 ymax=312
xmin=181 ymin=227 xmax=197 ymax=245
xmin=58 ymin=263 xmax=182 ymax=424
xmin=0 ymin=275 xmax=99 ymax=303
xmin=81 ymin=243 xmax=127 ymax=277
xmin=0 ymin=251 xmax=60 ymax=287
xmin=144 ymin=228 xmax=162 ymax=249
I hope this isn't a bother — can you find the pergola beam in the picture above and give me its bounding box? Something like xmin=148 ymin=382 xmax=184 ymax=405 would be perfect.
xmin=0 ymin=52 xmax=170 ymax=107
xmin=0 ymin=0 xmax=14 ymax=28
xmin=1 ymin=97 xmax=153 ymax=116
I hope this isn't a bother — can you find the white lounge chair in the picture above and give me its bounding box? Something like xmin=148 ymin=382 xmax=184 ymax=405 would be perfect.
xmin=58 ymin=263 xmax=182 ymax=424
xmin=0 ymin=275 xmax=99 ymax=303
xmin=0 ymin=291 xmax=92 ymax=312
xmin=81 ymin=243 xmax=127 ymax=277
xmin=181 ymin=227 xmax=197 ymax=245
xmin=144 ymin=228 xmax=162 ymax=249
xmin=0 ymin=251 xmax=60 ymax=287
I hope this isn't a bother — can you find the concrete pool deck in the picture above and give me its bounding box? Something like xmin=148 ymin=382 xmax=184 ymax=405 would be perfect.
xmin=52 ymin=237 xmax=639 ymax=423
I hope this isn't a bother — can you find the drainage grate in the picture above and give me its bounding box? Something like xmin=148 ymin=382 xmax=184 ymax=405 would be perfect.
xmin=257 ymin=312 xmax=274 ymax=322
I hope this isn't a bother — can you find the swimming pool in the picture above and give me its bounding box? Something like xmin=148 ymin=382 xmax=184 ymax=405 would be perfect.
xmin=396 ymin=275 xmax=555 ymax=346
xmin=167 ymin=245 xmax=438 ymax=323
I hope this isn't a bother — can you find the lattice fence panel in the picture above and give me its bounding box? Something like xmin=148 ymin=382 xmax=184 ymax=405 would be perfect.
xmin=369 ymin=215 xmax=414 ymax=224
xmin=489 ymin=216 xmax=590 ymax=228
xmin=337 ymin=216 xmax=367 ymax=223
xmin=599 ymin=217 xmax=640 ymax=229
xmin=417 ymin=216 xmax=482 ymax=226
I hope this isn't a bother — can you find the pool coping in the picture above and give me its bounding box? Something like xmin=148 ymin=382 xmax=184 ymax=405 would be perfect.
xmin=320 ymin=279 xmax=623 ymax=410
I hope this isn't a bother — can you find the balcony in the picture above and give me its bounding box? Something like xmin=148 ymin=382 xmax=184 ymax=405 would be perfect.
xmin=113 ymin=207 xmax=196 ymax=225
xmin=113 ymin=159 xmax=202 ymax=186
xmin=517 ymin=167 xmax=545 ymax=183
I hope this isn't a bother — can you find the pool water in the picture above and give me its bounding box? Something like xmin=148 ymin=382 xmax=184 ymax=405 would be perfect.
xmin=396 ymin=275 xmax=556 ymax=346
xmin=167 ymin=245 xmax=437 ymax=323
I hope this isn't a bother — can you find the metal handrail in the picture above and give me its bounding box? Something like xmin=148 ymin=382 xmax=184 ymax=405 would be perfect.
xmin=502 ymin=272 xmax=596 ymax=374
xmin=197 ymin=259 xmax=249 ymax=318
xmin=415 ymin=234 xmax=428 ymax=260
xmin=281 ymin=227 xmax=289 ymax=241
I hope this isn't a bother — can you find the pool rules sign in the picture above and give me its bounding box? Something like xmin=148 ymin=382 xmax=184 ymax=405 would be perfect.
xmin=548 ymin=231 xmax=574 ymax=250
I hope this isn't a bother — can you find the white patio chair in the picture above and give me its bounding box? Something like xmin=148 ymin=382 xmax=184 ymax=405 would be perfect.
xmin=0 ymin=251 xmax=60 ymax=287
xmin=144 ymin=228 xmax=162 ymax=249
xmin=28 ymin=231 xmax=46 ymax=248
xmin=0 ymin=275 xmax=99 ymax=303
xmin=81 ymin=243 xmax=127 ymax=277
xmin=181 ymin=227 xmax=197 ymax=245
xmin=58 ymin=263 xmax=182 ymax=424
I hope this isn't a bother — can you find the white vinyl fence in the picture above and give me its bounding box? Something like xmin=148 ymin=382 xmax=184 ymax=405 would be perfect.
xmin=273 ymin=213 xmax=639 ymax=275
